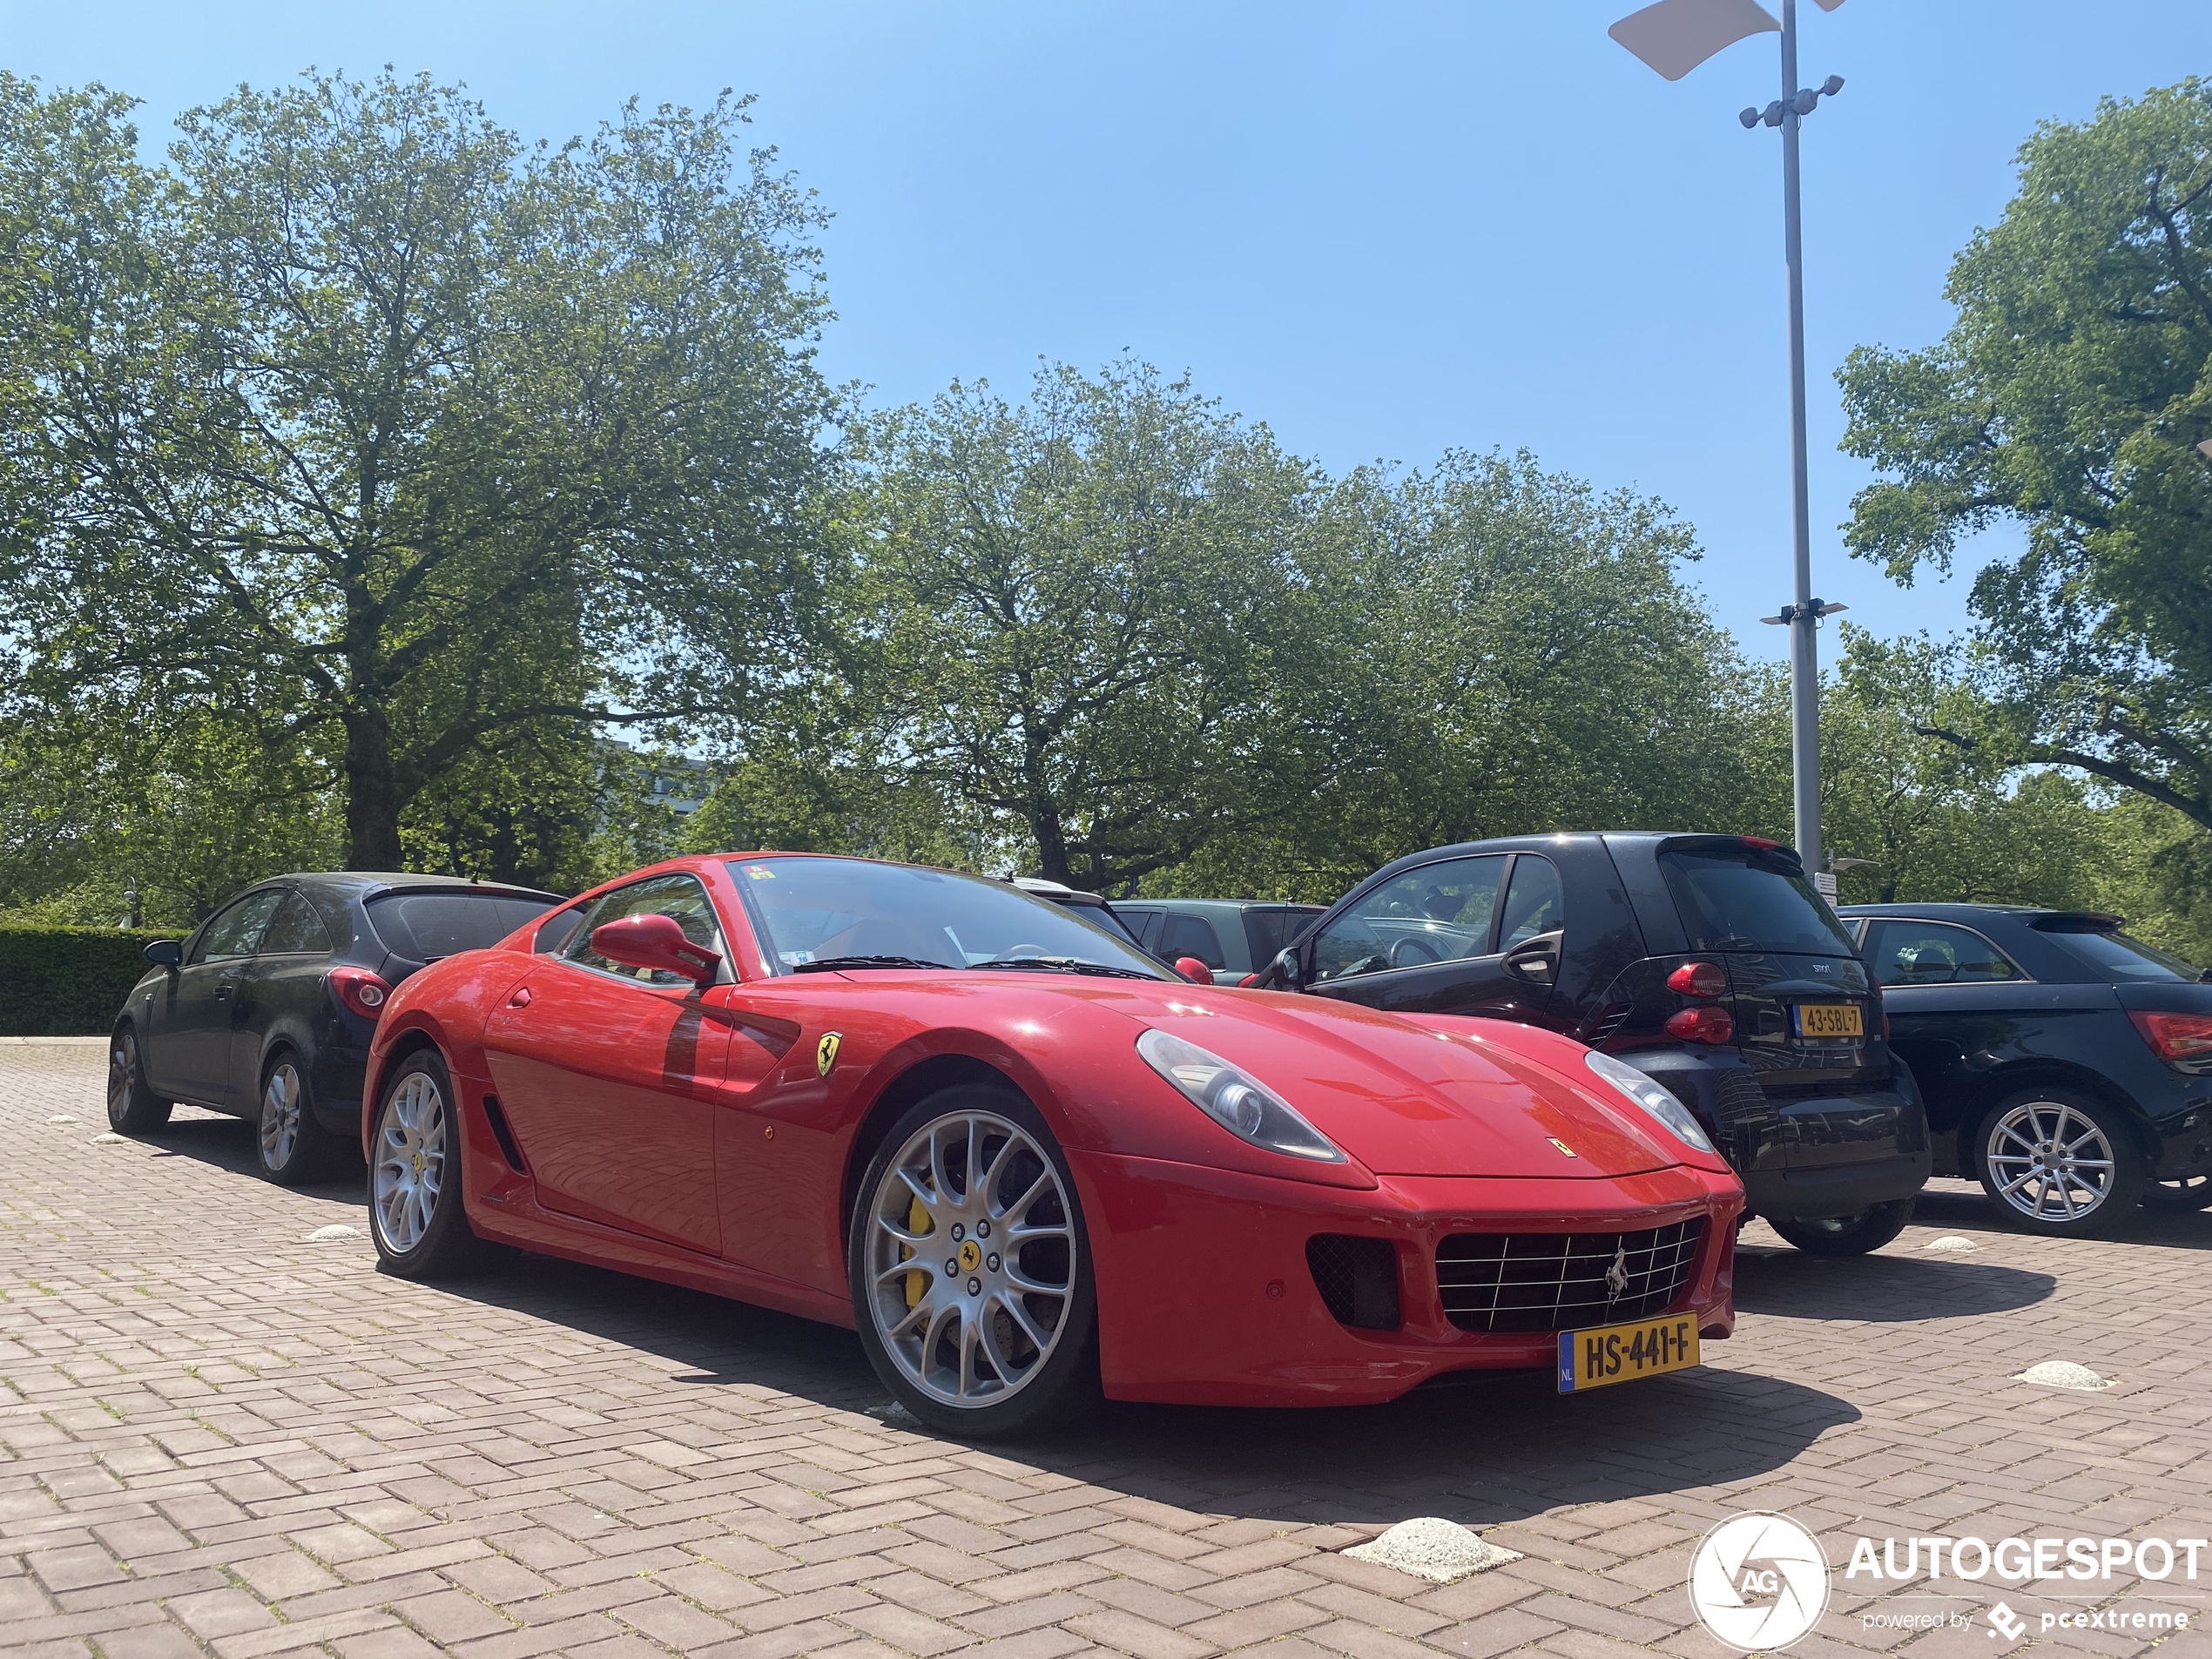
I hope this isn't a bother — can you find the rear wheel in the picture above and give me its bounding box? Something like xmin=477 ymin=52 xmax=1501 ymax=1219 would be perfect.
xmin=256 ymin=1052 xmax=344 ymax=1185
xmin=1768 ymin=1198 xmax=1914 ymax=1256
xmin=368 ymin=1050 xmax=502 ymax=1278
xmin=1973 ymin=1089 xmax=2146 ymax=1236
xmin=106 ymin=1025 xmax=172 ymax=1136
xmin=849 ymin=1086 xmax=1098 ymax=1438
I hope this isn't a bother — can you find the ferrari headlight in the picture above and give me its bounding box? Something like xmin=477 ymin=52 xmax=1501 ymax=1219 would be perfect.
xmin=1585 ymin=1050 xmax=1715 ymax=1153
xmin=1136 ymin=1028 xmax=1345 ymax=1163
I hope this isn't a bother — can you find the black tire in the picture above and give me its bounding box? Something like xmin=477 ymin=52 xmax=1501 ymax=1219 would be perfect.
xmin=1972 ymin=1086 xmax=2148 ymax=1238
xmin=106 ymin=1024 xmax=172 ymax=1136
xmin=2143 ymin=1172 xmax=2212 ymax=1212
xmin=368 ymin=1049 xmax=504 ymax=1278
xmin=848 ymin=1084 xmax=1100 ymax=1439
xmin=1768 ymin=1197 xmax=1915 ymax=1257
xmin=254 ymin=1049 xmax=344 ymax=1186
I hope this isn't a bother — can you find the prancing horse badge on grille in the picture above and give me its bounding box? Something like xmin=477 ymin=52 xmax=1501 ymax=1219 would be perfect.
xmin=1605 ymin=1243 xmax=1630 ymax=1297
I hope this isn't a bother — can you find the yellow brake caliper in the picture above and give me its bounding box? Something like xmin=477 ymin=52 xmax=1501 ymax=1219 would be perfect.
xmin=904 ymin=1193 xmax=930 ymax=1307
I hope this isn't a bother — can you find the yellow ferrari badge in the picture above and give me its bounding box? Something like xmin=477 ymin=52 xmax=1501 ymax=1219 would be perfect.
xmin=816 ymin=1031 xmax=842 ymax=1077
xmin=1548 ymin=1136 xmax=1579 ymax=1158
xmin=959 ymin=1239 xmax=982 ymax=1272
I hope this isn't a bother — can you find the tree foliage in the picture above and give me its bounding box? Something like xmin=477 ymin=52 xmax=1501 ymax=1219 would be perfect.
xmin=1838 ymin=78 xmax=2212 ymax=838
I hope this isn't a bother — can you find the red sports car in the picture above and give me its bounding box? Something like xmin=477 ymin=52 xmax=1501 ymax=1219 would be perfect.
xmin=361 ymin=853 xmax=1743 ymax=1434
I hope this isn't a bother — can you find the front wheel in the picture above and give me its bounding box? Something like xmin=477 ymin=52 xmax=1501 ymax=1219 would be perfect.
xmin=368 ymin=1050 xmax=502 ymax=1278
xmin=106 ymin=1025 xmax=172 ymax=1135
xmin=2142 ymin=1172 xmax=2212 ymax=1212
xmin=1768 ymin=1198 xmax=1914 ymax=1256
xmin=849 ymin=1087 xmax=1099 ymax=1438
xmin=1973 ymin=1089 xmax=2146 ymax=1236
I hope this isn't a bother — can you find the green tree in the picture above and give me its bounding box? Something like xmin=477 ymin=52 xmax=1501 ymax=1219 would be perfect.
xmin=1838 ymin=78 xmax=2212 ymax=839
xmin=0 ymin=71 xmax=834 ymax=872
xmin=835 ymin=361 xmax=1320 ymax=891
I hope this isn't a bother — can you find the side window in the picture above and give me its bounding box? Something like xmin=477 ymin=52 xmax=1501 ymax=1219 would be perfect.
xmin=189 ymin=890 xmax=287 ymax=965
xmin=1158 ymin=913 xmax=1226 ymax=970
xmin=1863 ymin=921 xmax=2022 ymax=987
xmin=1310 ymin=855 xmax=1507 ymax=982
xmin=1118 ymin=909 xmax=1163 ymax=949
xmin=1499 ymin=856 xmax=1564 ymax=948
xmin=257 ymin=891 xmax=334 ymax=956
xmin=563 ymin=873 xmax=727 ymax=986
xmin=534 ymin=907 xmax=586 ymax=954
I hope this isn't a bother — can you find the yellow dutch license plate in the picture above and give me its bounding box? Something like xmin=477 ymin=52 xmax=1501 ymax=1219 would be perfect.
xmin=1794 ymin=1001 xmax=1865 ymax=1039
xmin=1558 ymin=1313 xmax=1700 ymax=1393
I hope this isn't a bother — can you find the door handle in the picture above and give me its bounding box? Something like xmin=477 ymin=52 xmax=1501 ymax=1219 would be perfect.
xmin=212 ymin=985 xmax=232 ymax=1000
xmin=507 ymin=987 xmax=532 ymax=1008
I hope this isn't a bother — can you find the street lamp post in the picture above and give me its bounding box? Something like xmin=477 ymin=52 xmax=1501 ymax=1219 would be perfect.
xmin=1609 ymin=0 xmax=1851 ymax=883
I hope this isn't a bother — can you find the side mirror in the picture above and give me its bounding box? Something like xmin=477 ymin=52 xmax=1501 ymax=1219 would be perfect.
xmin=143 ymin=939 xmax=182 ymax=970
xmin=1173 ymin=956 xmax=1214 ymax=985
xmin=1272 ymin=947 xmax=1303 ymax=989
xmin=590 ymin=913 xmax=720 ymax=988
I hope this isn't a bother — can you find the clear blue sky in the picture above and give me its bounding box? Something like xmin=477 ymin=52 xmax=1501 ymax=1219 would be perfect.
xmin=17 ymin=3 xmax=2210 ymax=660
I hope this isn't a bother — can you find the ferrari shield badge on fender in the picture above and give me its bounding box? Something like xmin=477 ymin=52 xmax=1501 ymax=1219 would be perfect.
xmin=816 ymin=1031 xmax=843 ymax=1077
xmin=1548 ymin=1137 xmax=1578 ymax=1158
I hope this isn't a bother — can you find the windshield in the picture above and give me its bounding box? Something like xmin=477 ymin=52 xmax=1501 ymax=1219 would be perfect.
xmin=728 ymin=857 xmax=1169 ymax=977
xmin=2048 ymin=927 xmax=2203 ymax=983
xmin=1658 ymin=846 xmax=1857 ymax=955
xmin=367 ymin=891 xmax=559 ymax=961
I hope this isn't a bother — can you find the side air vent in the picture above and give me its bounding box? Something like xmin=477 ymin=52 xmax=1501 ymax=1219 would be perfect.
xmin=481 ymin=1094 xmax=529 ymax=1174
xmin=1305 ymin=1235 xmax=1401 ymax=1330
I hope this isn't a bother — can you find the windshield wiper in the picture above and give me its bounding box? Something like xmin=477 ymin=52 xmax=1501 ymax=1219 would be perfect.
xmin=791 ymin=954 xmax=954 ymax=974
xmin=966 ymin=956 xmax=1163 ymax=981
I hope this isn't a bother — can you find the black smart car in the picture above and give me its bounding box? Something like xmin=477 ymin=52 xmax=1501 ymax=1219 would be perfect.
xmin=1250 ymin=833 xmax=1932 ymax=1254
xmin=107 ymin=873 xmax=561 ymax=1183
xmin=1837 ymin=903 xmax=2212 ymax=1234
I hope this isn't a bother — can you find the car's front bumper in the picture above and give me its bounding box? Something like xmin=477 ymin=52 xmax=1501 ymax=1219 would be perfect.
xmin=1065 ymin=1151 xmax=1742 ymax=1407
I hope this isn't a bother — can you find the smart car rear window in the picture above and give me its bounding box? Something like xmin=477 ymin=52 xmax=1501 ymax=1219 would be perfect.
xmin=367 ymin=891 xmax=560 ymax=962
xmin=1658 ymin=845 xmax=1856 ymax=955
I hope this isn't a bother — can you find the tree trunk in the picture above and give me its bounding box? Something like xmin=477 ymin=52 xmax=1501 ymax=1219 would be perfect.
xmin=343 ymin=704 xmax=406 ymax=870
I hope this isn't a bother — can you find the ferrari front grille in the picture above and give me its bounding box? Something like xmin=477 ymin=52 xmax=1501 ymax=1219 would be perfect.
xmin=1306 ymin=1234 xmax=1401 ymax=1330
xmin=1434 ymin=1218 xmax=1705 ymax=1333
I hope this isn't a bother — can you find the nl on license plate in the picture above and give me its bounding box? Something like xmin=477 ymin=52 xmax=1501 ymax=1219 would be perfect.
xmin=1793 ymin=1001 xmax=1865 ymax=1039
xmin=1558 ymin=1314 xmax=1700 ymax=1393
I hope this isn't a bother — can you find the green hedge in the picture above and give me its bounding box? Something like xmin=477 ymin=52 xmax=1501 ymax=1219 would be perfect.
xmin=0 ymin=925 xmax=190 ymax=1037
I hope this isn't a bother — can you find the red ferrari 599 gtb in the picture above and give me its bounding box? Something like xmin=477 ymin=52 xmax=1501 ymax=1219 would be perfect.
xmin=361 ymin=854 xmax=1743 ymax=1434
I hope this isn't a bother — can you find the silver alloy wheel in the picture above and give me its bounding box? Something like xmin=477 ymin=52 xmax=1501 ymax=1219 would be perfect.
xmin=864 ymin=1111 xmax=1076 ymax=1410
xmin=1986 ymin=1099 xmax=2117 ymax=1224
xmin=260 ymin=1062 xmax=304 ymax=1170
xmin=107 ymin=1033 xmax=135 ymax=1123
xmin=373 ymin=1071 xmax=447 ymax=1254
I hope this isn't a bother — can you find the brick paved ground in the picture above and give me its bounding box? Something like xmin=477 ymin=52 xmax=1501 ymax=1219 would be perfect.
xmin=2 ymin=1043 xmax=2208 ymax=1659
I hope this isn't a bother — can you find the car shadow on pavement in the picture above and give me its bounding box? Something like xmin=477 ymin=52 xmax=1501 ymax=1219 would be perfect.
xmin=1908 ymin=1183 xmax=2212 ymax=1251
xmin=1731 ymin=1244 xmax=2056 ymax=1320
xmin=138 ymin=1107 xmax=369 ymax=1198
xmin=438 ymin=1248 xmax=1859 ymax=1532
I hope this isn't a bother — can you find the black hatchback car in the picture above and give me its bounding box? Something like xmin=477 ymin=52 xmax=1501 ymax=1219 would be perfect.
xmin=107 ymin=873 xmax=561 ymax=1183
xmin=1837 ymin=903 xmax=2212 ymax=1234
xmin=1250 ymin=833 xmax=1932 ymax=1254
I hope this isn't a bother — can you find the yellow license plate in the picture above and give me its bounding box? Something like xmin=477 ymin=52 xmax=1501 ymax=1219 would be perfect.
xmin=1794 ymin=1001 xmax=1865 ymax=1038
xmin=1558 ymin=1313 xmax=1700 ymax=1393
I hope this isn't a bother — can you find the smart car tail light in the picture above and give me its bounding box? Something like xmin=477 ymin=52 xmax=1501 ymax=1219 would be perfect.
xmin=329 ymin=966 xmax=391 ymax=1021
xmin=1663 ymin=1004 xmax=1735 ymax=1044
xmin=2129 ymin=1009 xmax=2212 ymax=1071
xmin=1667 ymin=961 xmax=1728 ymax=998
xmin=1136 ymin=1028 xmax=1345 ymax=1163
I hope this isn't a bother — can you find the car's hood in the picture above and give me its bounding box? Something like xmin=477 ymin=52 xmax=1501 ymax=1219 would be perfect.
xmin=974 ymin=974 xmax=1712 ymax=1180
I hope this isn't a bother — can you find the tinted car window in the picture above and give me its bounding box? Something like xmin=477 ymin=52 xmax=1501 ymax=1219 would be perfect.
xmin=190 ymin=890 xmax=286 ymax=965
xmin=1119 ymin=909 xmax=1163 ymax=948
xmin=368 ymin=891 xmax=561 ymax=961
xmin=1311 ymin=855 xmax=1507 ymax=982
xmin=1658 ymin=846 xmax=1856 ymax=954
xmin=2048 ymin=928 xmax=2202 ymax=983
xmin=1500 ymin=856 xmax=1563 ymax=947
xmin=534 ymin=907 xmax=586 ymax=954
xmin=1242 ymin=906 xmax=1321 ymax=968
xmin=565 ymin=873 xmax=727 ymax=986
xmin=729 ymin=856 xmax=1165 ymax=975
xmin=1159 ymin=913 xmax=1226 ymax=969
xmin=1863 ymin=921 xmax=2021 ymax=986
xmin=258 ymin=891 xmax=334 ymax=956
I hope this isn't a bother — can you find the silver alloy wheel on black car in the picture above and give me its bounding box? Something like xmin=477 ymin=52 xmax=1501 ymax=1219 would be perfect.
xmin=105 ymin=1026 xmax=172 ymax=1135
xmin=863 ymin=1109 xmax=1075 ymax=1409
xmin=2146 ymin=1172 xmax=2212 ymax=1211
xmin=1976 ymin=1089 xmax=2144 ymax=1234
xmin=373 ymin=1068 xmax=448 ymax=1255
xmin=260 ymin=1060 xmax=306 ymax=1170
